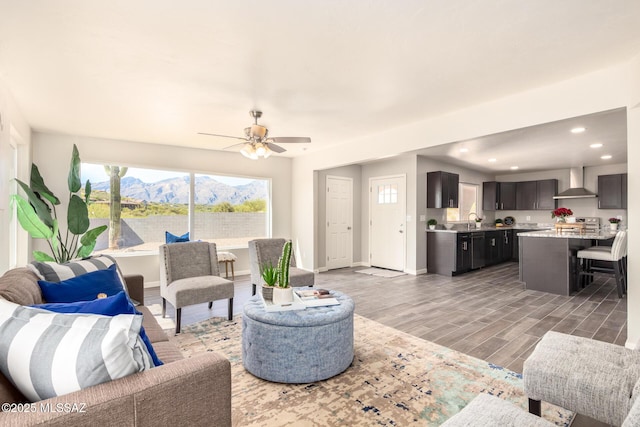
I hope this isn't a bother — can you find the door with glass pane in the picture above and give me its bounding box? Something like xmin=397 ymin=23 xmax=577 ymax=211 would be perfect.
xmin=369 ymin=175 xmax=406 ymax=271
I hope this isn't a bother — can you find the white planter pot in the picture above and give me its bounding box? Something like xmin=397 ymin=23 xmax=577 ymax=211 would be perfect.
xmin=272 ymin=287 xmax=294 ymax=305
xmin=610 ymin=223 xmax=618 ymax=231
xmin=475 ymin=222 xmax=482 ymax=228
xmin=428 ymin=225 xmax=436 ymax=230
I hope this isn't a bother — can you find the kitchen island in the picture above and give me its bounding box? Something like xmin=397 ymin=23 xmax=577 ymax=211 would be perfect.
xmin=518 ymin=230 xmax=616 ymax=295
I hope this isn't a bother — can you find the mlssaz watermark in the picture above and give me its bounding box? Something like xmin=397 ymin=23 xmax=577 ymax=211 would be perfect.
xmin=2 ymin=402 xmax=88 ymax=413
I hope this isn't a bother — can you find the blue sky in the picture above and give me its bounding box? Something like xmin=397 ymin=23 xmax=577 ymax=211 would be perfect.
xmin=81 ymin=163 xmax=255 ymax=186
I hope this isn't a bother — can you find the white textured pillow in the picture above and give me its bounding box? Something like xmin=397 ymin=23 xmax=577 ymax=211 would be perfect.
xmin=0 ymin=298 xmax=153 ymax=401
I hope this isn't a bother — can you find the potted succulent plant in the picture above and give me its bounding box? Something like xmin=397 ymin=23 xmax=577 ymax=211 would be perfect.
xmin=609 ymin=217 xmax=621 ymax=231
xmin=272 ymin=240 xmax=294 ymax=305
xmin=475 ymin=217 xmax=483 ymax=228
xmin=260 ymin=262 xmax=278 ymax=301
xmin=427 ymin=219 xmax=437 ymax=230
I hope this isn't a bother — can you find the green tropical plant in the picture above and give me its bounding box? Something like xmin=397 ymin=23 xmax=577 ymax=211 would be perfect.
xmin=10 ymin=144 xmax=107 ymax=263
xmin=260 ymin=262 xmax=278 ymax=286
xmin=427 ymin=219 xmax=437 ymax=226
xmin=276 ymin=240 xmax=292 ymax=288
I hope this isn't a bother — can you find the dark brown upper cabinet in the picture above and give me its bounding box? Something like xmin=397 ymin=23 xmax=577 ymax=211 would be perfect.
xmin=516 ymin=179 xmax=558 ymax=210
xmin=598 ymin=173 xmax=627 ymax=209
xmin=427 ymin=171 xmax=459 ymax=208
xmin=483 ymin=181 xmax=516 ymax=211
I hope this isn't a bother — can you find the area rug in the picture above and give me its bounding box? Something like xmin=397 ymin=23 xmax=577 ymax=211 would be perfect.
xmin=355 ymin=267 xmax=407 ymax=278
xmin=169 ymin=314 xmax=573 ymax=426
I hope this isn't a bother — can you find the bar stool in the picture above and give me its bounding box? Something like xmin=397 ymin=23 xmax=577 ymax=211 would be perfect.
xmin=575 ymin=231 xmax=627 ymax=298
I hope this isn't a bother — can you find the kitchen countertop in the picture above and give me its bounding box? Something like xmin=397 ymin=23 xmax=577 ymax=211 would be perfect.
xmin=517 ymin=229 xmax=618 ymax=240
xmin=426 ymin=225 xmax=549 ymax=234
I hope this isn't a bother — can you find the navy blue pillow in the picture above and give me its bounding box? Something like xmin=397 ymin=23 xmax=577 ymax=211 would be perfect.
xmin=165 ymin=231 xmax=190 ymax=243
xmin=32 ymin=291 xmax=163 ymax=366
xmin=38 ymin=264 xmax=125 ymax=303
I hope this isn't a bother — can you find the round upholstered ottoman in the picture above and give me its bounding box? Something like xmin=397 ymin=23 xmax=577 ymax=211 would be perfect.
xmin=242 ymin=289 xmax=355 ymax=383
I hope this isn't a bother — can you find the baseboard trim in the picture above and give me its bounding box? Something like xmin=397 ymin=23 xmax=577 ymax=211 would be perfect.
xmin=405 ymin=268 xmax=427 ymax=276
xmin=626 ymin=338 xmax=637 ymax=350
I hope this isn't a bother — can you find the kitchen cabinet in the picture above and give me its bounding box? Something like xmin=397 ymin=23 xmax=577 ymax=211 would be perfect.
xmin=455 ymin=234 xmax=472 ymax=273
xmin=471 ymin=233 xmax=485 ymax=269
xmin=484 ymin=231 xmax=501 ymax=266
xmin=516 ymin=179 xmax=558 ymax=210
xmin=500 ymin=229 xmax=513 ymax=262
xmin=427 ymin=231 xmax=470 ymax=276
xmin=598 ymin=173 xmax=627 ymax=209
xmin=427 ymin=171 xmax=459 ymax=208
xmin=483 ymin=181 xmax=516 ymax=211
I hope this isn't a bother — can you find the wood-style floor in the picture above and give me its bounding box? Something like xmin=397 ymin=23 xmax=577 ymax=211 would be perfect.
xmin=145 ymin=261 xmax=627 ymax=375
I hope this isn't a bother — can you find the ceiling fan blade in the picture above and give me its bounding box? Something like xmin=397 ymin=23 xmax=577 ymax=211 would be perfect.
xmin=266 ymin=142 xmax=287 ymax=153
xmin=198 ymin=132 xmax=247 ymax=141
xmin=223 ymin=142 xmax=247 ymax=150
xmin=269 ymin=136 xmax=311 ymax=144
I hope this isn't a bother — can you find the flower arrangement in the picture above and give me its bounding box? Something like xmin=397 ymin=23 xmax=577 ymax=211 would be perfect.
xmin=551 ymin=207 xmax=573 ymax=220
xmin=609 ymin=217 xmax=621 ymax=224
xmin=475 ymin=217 xmax=483 ymax=222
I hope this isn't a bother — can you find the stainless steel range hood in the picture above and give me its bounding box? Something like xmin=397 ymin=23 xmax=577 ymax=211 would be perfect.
xmin=553 ymin=167 xmax=598 ymax=199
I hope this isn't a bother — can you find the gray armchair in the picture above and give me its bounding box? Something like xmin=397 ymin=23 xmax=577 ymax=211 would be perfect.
xmin=160 ymin=241 xmax=234 ymax=333
xmin=248 ymin=238 xmax=315 ymax=295
xmin=524 ymin=331 xmax=640 ymax=426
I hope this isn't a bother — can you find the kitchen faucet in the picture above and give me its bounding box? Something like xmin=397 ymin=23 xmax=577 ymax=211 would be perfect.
xmin=467 ymin=212 xmax=478 ymax=230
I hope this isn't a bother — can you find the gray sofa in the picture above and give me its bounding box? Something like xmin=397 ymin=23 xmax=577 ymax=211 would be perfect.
xmin=0 ymin=266 xmax=232 ymax=427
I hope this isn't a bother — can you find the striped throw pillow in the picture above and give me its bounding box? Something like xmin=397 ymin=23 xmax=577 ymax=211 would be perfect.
xmin=0 ymin=299 xmax=153 ymax=402
xmin=29 ymin=254 xmax=131 ymax=300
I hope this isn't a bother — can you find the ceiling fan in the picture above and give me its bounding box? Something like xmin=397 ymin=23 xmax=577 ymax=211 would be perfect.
xmin=198 ymin=110 xmax=311 ymax=159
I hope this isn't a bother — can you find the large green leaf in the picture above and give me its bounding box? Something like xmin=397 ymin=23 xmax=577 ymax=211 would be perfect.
xmin=15 ymin=179 xmax=54 ymax=228
xmin=67 ymin=195 xmax=89 ymax=235
xmin=76 ymin=242 xmax=96 ymax=259
xmin=68 ymin=144 xmax=82 ymax=193
xmin=80 ymin=225 xmax=107 ymax=246
xmin=11 ymin=195 xmax=54 ymax=239
xmin=84 ymin=180 xmax=92 ymax=204
xmin=30 ymin=164 xmax=60 ymax=205
xmin=33 ymin=251 xmax=56 ymax=262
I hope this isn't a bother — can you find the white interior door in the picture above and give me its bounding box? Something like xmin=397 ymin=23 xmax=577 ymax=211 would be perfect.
xmin=326 ymin=175 xmax=353 ymax=269
xmin=369 ymin=175 xmax=406 ymax=271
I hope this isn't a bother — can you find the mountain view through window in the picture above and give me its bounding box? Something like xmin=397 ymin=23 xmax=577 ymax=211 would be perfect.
xmin=82 ymin=164 xmax=270 ymax=253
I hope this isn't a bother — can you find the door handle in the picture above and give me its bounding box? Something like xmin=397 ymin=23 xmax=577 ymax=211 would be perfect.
xmin=501 ymin=203 xmax=504 ymax=210
xmin=399 ymin=230 xmax=404 ymax=233
xmin=347 ymin=226 xmax=352 ymax=230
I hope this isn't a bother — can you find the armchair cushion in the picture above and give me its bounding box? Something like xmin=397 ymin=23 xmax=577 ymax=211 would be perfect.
xmin=164 ymin=276 xmax=234 ymax=309
xmin=0 ymin=299 xmax=154 ymax=402
xmin=442 ymin=393 xmax=554 ymax=426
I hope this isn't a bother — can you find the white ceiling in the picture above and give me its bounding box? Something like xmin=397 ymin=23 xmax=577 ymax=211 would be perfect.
xmin=1 ymin=1 xmax=640 ymax=167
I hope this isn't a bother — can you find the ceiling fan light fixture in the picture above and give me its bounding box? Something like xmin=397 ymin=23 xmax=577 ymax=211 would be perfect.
xmin=251 ymin=124 xmax=268 ymax=139
xmin=240 ymin=143 xmax=258 ymax=160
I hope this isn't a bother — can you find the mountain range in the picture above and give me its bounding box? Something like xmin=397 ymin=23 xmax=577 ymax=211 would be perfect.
xmin=91 ymin=175 xmax=267 ymax=205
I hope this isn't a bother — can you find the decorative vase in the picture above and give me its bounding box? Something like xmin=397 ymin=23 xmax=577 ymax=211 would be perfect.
xmin=556 ymin=216 xmax=566 ymax=223
xmin=610 ymin=223 xmax=618 ymax=231
xmin=272 ymin=287 xmax=294 ymax=305
xmin=261 ymin=285 xmax=274 ymax=301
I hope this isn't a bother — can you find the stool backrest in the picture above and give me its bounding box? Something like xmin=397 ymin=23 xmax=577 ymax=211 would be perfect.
xmin=611 ymin=230 xmax=627 ymax=261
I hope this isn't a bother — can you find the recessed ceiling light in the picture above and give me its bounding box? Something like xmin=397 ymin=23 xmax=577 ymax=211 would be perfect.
xmin=459 ymin=148 xmax=469 ymax=153
xmin=571 ymin=127 xmax=586 ymax=134
xmin=510 ymin=166 xmax=519 ymax=170
xmin=488 ymin=158 xmax=497 ymax=162
xmin=601 ymin=155 xmax=612 ymax=160
xmin=590 ymin=143 xmax=603 ymax=148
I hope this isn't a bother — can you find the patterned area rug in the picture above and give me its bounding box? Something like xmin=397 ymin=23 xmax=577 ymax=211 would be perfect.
xmin=169 ymin=314 xmax=573 ymax=426
xmin=355 ymin=267 xmax=407 ymax=278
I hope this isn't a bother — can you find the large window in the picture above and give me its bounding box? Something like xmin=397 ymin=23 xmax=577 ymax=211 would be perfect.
xmin=446 ymin=183 xmax=478 ymax=222
xmin=82 ymin=164 xmax=270 ymax=253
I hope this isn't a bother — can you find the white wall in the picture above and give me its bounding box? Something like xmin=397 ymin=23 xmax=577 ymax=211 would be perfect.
xmin=31 ymin=131 xmax=293 ymax=285
xmin=0 ymin=77 xmax=31 ymax=274
xmin=292 ymin=58 xmax=639 ymax=347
